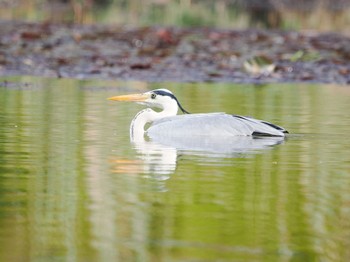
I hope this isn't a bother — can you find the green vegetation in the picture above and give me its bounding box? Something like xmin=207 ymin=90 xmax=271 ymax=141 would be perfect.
xmin=0 ymin=0 xmax=349 ymax=33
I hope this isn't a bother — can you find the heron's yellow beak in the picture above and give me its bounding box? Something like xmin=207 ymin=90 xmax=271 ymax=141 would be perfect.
xmin=108 ymin=93 xmax=148 ymax=102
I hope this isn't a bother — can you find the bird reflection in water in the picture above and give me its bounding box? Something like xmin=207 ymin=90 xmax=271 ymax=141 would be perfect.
xmin=109 ymin=141 xmax=177 ymax=192
xmin=110 ymin=136 xmax=283 ymax=182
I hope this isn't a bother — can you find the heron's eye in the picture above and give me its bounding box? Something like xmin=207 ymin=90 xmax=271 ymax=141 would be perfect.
xmin=151 ymin=94 xmax=157 ymax=99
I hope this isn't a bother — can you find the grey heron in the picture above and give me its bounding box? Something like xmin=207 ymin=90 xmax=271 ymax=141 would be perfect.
xmin=108 ymin=89 xmax=288 ymax=141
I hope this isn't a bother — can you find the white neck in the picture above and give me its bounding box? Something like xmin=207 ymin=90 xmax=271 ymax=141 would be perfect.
xmin=130 ymin=101 xmax=178 ymax=142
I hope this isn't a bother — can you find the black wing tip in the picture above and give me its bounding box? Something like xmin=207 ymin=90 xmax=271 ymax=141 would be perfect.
xmin=252 ymin=131 xmax=284 ymax=137
xmin=233 ymin=115 xmax=288 ymax=133
xmin=260 ymin=121 xmax=285 ymax=131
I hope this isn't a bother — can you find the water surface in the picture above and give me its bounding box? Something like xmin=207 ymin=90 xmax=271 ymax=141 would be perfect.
xmin=0 ymin=77 xmax=349 ymax=261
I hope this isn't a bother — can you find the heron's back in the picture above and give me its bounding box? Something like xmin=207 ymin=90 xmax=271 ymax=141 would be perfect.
xmin=147 ymin=113 xmax=287 ymax=138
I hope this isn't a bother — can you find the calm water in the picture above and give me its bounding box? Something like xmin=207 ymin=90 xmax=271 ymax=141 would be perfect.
xmin=0 ymin=77 xmax=350 ymax=261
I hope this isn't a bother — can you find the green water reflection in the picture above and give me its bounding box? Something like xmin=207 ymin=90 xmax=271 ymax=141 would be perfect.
xmin=0 ymin=77 xmax=350 ymax=261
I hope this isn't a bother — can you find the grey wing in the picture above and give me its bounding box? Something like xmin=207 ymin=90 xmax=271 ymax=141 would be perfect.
xmin=232 ymin=115 xmax=289 ymax=135
xmin=147 ymin=113 xmax=286 ymax=138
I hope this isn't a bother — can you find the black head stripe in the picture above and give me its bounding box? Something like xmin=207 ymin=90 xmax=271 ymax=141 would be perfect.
xmin=153 ymin=90 xmax=190 ymax=114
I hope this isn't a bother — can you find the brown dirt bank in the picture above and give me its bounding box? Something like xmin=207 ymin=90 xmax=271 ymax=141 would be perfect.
xmin=0 ymin=20 xmax=349 ymax=84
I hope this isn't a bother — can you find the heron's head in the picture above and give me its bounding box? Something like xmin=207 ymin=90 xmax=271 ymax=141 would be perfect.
xmin=108 ymin=88 xmax=190 ymax=114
